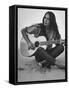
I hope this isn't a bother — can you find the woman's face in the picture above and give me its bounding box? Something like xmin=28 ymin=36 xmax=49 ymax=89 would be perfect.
xmin=43 ymin=13 xmax=50 ymax=26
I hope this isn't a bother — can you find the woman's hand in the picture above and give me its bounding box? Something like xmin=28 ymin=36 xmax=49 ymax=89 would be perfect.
xmin=27 ymin=42 xmax=35 ymax=50
xmin=47 ymin=44 xmax=52 ymax=50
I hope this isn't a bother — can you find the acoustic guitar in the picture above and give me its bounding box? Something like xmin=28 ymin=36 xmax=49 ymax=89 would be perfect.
xmin=20 ymin=34 xmax=65 ymax=57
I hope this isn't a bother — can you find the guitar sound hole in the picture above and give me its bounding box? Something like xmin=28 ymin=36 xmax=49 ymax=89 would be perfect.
xmin=35 ymin=41 xmax=39 ymax=47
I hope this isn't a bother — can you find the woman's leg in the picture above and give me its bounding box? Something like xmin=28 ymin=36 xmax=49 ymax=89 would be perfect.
xmin=45 ymin=44 xmax=64 ymax=68
xmin=46 ymin=44 xmax=64 ymax=58
xmin=35 ymin=44 xmax=64 ymax=68
xmin=35 ymin=47 xmax=56 ymax=67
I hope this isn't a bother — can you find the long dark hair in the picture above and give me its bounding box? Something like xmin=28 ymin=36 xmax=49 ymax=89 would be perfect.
xmin=42 ymin=11 xmax=61 ymax=39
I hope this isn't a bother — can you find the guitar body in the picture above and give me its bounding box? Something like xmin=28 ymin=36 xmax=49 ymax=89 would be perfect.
xmin=20 ymin=35 xmax=47 ymax=57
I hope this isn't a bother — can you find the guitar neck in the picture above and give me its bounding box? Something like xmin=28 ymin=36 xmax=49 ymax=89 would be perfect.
xmin=39 ymin=40 xmax=65 ymax=46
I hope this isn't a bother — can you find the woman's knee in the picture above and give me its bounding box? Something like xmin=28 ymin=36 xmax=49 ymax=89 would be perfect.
xmin=57 ymin=44 xmax=64 ymax=53
xmin=34 ymin=47 xmax=45 ymax=57
xmin=36 ymin=47 xmax=45 ymax=52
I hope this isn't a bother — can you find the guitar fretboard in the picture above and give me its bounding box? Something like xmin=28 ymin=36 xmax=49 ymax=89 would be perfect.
xmin=39 ymin=40 xmax=65 ymax=46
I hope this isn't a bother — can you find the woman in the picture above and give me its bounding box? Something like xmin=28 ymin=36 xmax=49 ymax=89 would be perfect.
xmin=21 ymin=11 xmax=64 ymax=69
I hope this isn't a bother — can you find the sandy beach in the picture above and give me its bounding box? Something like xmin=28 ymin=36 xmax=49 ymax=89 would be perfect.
xmin=18 ymin=49 xmax=65 ymax=82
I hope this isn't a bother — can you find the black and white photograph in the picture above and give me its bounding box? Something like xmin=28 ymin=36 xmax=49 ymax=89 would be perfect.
xmin=9 ymin=5 xmax=67 ymax=85
xmin=17 ymin=6 xmax=67 ymax=83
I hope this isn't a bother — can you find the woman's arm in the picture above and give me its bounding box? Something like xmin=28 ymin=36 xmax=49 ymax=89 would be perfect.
xmin=21 ymin=24 xmax=41 ymax=49
xmin=21 ymin=27 xmax=35 ymax=50
xmin=21 ymin=24 xmax=41 ymax=41
xmin=21 ymin=27 xmax=31 ymax=44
